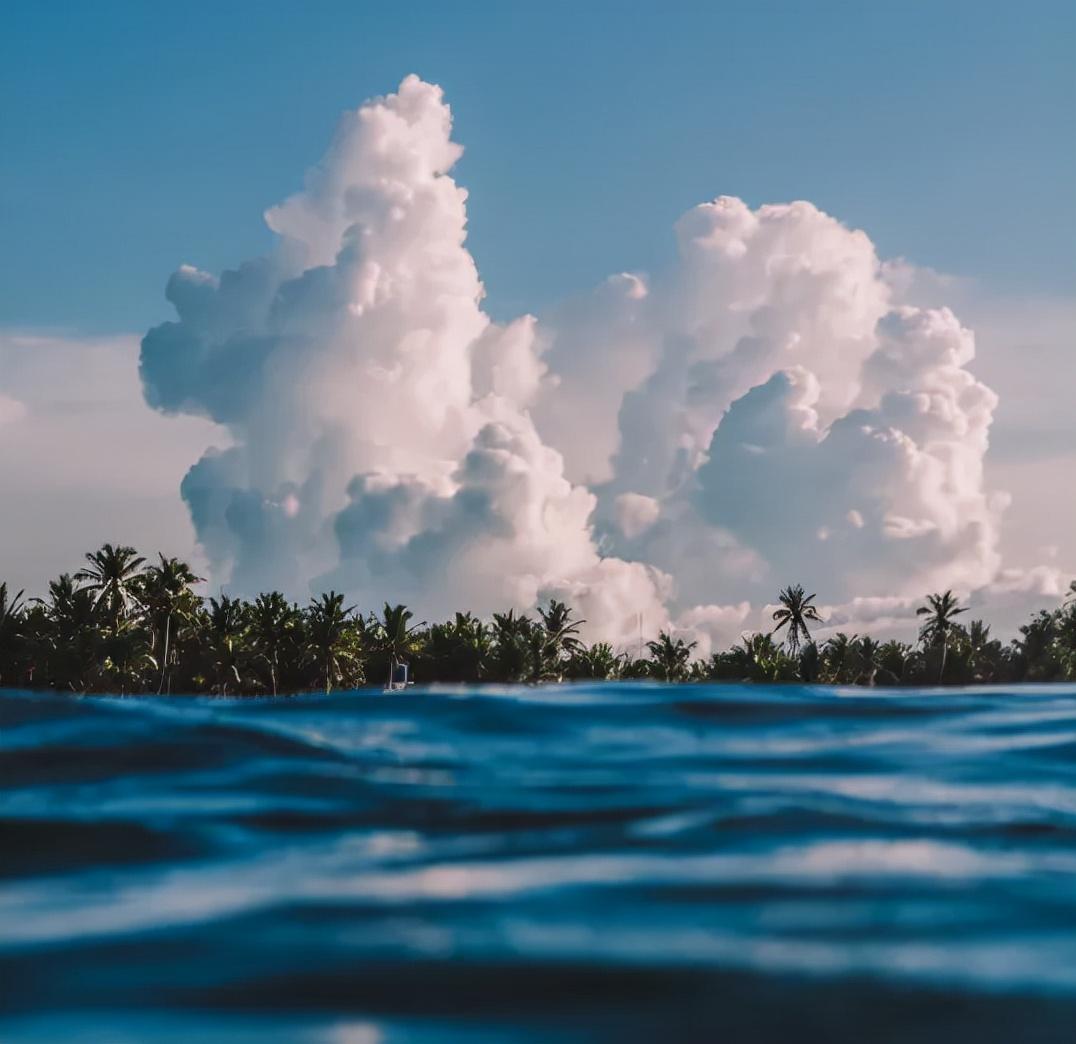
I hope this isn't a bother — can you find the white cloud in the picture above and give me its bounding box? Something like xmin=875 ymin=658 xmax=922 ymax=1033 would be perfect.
xmin=881 ymin=266 xmax=1076 ymax=578
xmin=133 ymin=75 xmax=1072 ymax=644
xmin=5 ymin=75 xmax=1072 ymax=643
xmin=138 ymin=75 xmax=670 ymax=644
xmin=531 ymin=188 xmax=1034 ymax=633
xmin=672 ymin=602 xmax=754 ymax=659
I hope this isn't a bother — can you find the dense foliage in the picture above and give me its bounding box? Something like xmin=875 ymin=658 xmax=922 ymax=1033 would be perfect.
xmin=1 ymin=547 xmax=1074 ymax=694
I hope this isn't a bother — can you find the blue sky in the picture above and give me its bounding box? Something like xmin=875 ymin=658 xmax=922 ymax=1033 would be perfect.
xmin=1 ymin=0 xmax=1073 ymax=334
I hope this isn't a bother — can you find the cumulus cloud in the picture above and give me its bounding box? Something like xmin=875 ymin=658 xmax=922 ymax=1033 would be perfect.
xmin=530 ymin=188 xmax=1042 ymax=632
xmin=139 ymin=76 xmax=669 ymax=643
xmin=137 ymin=75 xmax=1072 ymax=646
xmin=694 ymin=305 xmax=1004 ymax=601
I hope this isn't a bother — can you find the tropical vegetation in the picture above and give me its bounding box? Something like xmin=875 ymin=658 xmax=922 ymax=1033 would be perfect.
xmin=1 ymin=547 xmax=1075 ymax=694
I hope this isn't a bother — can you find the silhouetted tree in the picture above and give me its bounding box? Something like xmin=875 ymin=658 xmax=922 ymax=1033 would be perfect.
xmin=0 ymin=582 xmax=25 ymax=687
xmin=916 ymin=590 xmax=967 ymax=683
xmin=3 ymin=548 xmax=1073 ymax=694
xmin=247 ymin=592 xmax=302 ymax=696
xmin=74 ymin=544 xmax=146 ymax=628
xmin=305 ymin=592 xmax=362 ymax=694
xmin=771 ymin=585 xmax=822 ymax=655
xmin=646 ymin=631 xmax=697 ymax=682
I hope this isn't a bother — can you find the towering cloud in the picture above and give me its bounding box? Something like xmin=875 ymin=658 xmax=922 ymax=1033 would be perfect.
xmin=140 ymin=76 xmax=670 ymax=644
xmin=531 ymin=194 xmax=1027 ymax=637
xmin=140 ymin=75 xmax=1064 ymax=648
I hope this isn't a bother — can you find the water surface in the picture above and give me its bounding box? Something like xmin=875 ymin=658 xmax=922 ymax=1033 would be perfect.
xmin=4 ymin=683 xmax=1076 ymax=1042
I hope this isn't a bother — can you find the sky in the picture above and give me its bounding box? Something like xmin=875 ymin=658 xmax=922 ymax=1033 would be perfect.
xmin=3 ymin=0 xmax=1073 ymax=330
xmin=1 ymin=1 xmax=1073 ymax=643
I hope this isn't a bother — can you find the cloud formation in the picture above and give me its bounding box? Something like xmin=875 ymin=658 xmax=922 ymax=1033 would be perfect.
xmin=138 ymin=75 xmax=1070 ymax=647
xmin=140 ymin=76 xmax=669 ymax=644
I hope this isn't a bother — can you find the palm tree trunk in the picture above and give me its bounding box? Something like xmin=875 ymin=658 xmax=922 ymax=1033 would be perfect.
xmin=157 ymin=613 xmax=171 ymax=695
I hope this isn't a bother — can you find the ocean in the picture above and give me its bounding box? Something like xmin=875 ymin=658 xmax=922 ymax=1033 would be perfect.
xmin=4 ymin=683 xmax=1076 ymax=1042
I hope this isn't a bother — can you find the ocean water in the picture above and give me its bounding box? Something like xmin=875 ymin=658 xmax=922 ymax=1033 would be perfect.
xmin=4 ymin=683 xmax=1076 ymax=1043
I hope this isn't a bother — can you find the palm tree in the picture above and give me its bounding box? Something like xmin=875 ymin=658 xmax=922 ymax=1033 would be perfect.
xmin=1014 ymin=610 xmax=1059 ymax=681
xmin=771 ymin=584 xmax=822 ymax=655
xmin=95 ymin=620 xmax=156 ymax=695
xmin=247 ymin=592 xmax=301 ymax=696
xmin=797 ymin=640 xmax=820 ymax=683
xmin=565 ymin=641 xmax=622 ymax=681
xmin=738 ymin=632 xmax=798 ymax=681
xmin=376 ymin=603 xmax=425 ymax=685
xmin=537 ymin=600 xmax=585 ymax=661
xmin=305 ymin=592 xmax=362 ymax=694
xmin=489 ymin=609 xmax=534 ymax=682
xmin=876 ymin=640 xmax=911 ymax=685
xmin=964 ymin=619 xmax=1003 ymax=683
xmin=33 ymin=574 xmax=101 ymax=691
xmin=917 ymin=590 xmax=967 ymax=683
xmin=0 ymin=582 xmax=25 ymax=687
xmin=13 ymin=542 xmax=1076 ymax=695
xmin=821 ymin=632 xmax=858 ymax=684
xmin=526 ymin=600 xmax=585 ymax=682
xmin=424 ymin=612 xmax=489 ymax=682
xmin=204 ymin=595 xmax=248 ymax=695
xmin=851 ymin=636 xmax=881 ymax=686
xmin=75 ymin=544 xmax=146 ymax=627
xmin=140 ymin=554 xmax=203 ymax=694
xmin=1056 ymin=600 xmax=1076 ymax=682
xmin=522 ymin=625 xmax=563 ymax=683
xmin=645 ymin=631 xmax=697 ymax=682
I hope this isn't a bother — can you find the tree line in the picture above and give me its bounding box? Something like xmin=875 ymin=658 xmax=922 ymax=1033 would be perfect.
xmin=1 ymin=546 xmax=1074 ymax=695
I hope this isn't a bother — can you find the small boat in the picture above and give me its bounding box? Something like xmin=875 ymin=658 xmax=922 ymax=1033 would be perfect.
xmin=384 ymin=659 xmax=414 ymax=692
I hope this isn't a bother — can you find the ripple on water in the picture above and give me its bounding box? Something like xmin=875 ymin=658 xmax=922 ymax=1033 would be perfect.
xmin=4 ymin=683 xmax=1076 ymax=1042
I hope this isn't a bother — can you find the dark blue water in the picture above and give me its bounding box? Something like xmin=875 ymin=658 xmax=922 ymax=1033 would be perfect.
xmin=5 ymin=684 xmax=1076 ymax=1042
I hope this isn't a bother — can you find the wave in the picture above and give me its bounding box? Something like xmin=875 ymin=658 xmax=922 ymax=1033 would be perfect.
xmin=4 ymin=684 xmax=1076 ymax=1042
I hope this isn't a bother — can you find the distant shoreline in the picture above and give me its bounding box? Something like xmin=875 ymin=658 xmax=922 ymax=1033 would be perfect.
xmin=6 ymin=679 xmax=1076 ymax=702
xmin=3 ymin=545 xmax=1074 ymax=696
